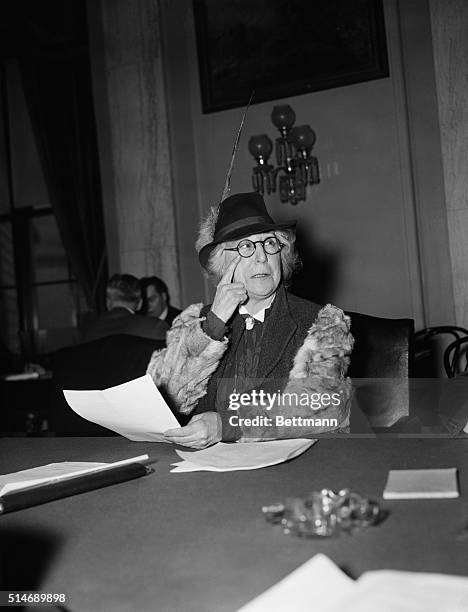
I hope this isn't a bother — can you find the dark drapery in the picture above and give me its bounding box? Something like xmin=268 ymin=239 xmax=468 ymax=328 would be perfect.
xmin=19 ymin=51 xmax=108 ymax=312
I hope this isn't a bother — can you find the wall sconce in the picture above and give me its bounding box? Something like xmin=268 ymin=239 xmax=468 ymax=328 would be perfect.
xmin=248 ymin=104 xmax=320 ymax=205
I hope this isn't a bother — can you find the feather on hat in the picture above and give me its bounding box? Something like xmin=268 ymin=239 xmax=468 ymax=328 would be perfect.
xmin=195 ymin=93 xmax=251 ymax=259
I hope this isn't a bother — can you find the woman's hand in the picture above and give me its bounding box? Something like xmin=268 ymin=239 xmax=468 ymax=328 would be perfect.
xmin=163 ymin=412 xmax=222 ymax=449
xmin=210 ymin=256 xmax=247 ymax=323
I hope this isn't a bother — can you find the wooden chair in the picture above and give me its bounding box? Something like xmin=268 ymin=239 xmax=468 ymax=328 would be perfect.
xmin=414 ymin=326 xmax=468 ymax=377
xmin=444 ymin=336 xmax=468 ymax=378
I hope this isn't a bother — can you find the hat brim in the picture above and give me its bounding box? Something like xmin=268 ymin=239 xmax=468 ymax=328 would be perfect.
xmin=198 ymin=221 xmax=296 ymax=269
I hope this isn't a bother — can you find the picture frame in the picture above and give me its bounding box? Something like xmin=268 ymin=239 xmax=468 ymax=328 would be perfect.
xmin=193 ymin=0 xmax=389 ymax=114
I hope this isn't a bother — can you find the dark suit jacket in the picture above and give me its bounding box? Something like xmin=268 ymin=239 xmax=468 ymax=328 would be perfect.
xmin=50 ymin=334 xmax=166 ymax=435
xmin=165 ymin=305 xmax=182 ymax=326
xmin=81 ymin=308 xmax=169 ymax=343
xmin=193 ymin=287 xmax=371 ymax=434
xmin=195 ymin=286 xmax=321 ymax=415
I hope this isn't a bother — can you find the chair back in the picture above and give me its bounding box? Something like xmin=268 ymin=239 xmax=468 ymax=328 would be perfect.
xmin=444 ymin=336 xmax=468 ymax=378
xmin=49 ymin=334 xmax=165 ymax=436
xmin=346 ymin=311 xmax=414 ymax=379
xmin=414 ymin=326 xmax=468 ymax=377
xmin=346 ymin=311 xmax=414 ymax=427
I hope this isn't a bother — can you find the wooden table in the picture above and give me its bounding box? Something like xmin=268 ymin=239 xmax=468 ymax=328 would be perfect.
xmin=1 ymin=437 xmax=467 ymax=612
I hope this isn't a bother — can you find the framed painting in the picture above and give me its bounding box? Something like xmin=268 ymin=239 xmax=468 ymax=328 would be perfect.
xmin=193 ymin=0 xmax=389 ymax=113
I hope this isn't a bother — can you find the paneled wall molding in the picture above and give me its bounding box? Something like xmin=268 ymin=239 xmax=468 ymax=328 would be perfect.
xmin=396 ymin=0 xmax=456 ymax=326
xmin=429 ymin=0 xmax=468 ymax=328
xmin=383 ymin=0 xmax=425 ymax=330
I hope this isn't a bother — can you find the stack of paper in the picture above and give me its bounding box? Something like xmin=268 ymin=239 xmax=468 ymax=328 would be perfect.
xmin=63 ymin=375 xmax=179 ymax=441
xmin=0 ymin=455 xmax=149 ymax=496
xmin=383 ymin=468 xmax=459 ymax=499
xmin=237 ymin=554 xmax=468 ymax=612
xmin=171 ymin=439 xmax=316 ymax=472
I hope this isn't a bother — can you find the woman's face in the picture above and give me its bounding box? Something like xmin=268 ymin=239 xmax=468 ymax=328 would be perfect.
xmin=225 ymin=232 xmax=282 ymax=303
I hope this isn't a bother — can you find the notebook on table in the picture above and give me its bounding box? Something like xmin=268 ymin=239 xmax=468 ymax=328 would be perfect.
xmin=383 ymin=468 xmax=459 ymax=499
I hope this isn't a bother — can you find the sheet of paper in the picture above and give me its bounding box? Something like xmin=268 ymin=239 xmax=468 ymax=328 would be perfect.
xmin=339 ymin=570 xmax=468 ymax=612
xmin=170 ymin=461 xmax=206 ymax=473
xmin=237 ymin=554 xmax=468 ymax=612
xmin=3 ymin=371 xmax=40 ymax=381
xmin=171 ymin=439 xmax=315 ymax=472
xmin=0 ymin=455 xmax=149 ymax=496
xmin=64 ymin=374 xmax=179 ymax=441
xmin=383 ymin=468 xmax=459 ymax=499
xmin=237 ymin=554 xmax=355 ymax=612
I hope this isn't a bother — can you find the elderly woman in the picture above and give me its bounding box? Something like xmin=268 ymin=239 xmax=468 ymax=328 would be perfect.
xmin=147 ymin=192 xmax=353 ymax=448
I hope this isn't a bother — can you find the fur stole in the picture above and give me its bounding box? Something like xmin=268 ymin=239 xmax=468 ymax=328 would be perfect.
xmin=147 ymin=303 xmax=353 ymax=419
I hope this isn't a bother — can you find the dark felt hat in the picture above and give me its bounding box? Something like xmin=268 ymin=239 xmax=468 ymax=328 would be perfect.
xmin=198 ymin=192 xmax=296 ymax=268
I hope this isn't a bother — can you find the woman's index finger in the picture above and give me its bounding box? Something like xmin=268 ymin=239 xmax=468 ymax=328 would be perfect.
xmin=221 ymin=254 xmax=241 ymax=284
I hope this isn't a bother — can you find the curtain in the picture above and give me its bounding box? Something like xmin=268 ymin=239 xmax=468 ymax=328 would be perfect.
xmin=19 ymin=52 xmax=108 ymax=312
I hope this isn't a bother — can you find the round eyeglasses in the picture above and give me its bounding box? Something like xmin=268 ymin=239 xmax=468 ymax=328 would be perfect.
xmin=224 ymin=237 xmax=284 ymax=258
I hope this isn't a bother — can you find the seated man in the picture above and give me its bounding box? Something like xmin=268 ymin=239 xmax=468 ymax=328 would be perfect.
xmin=140 ymin=276 xmax=181 ymax=326
xmin=82 ymin=274 xmax=169 ymax=342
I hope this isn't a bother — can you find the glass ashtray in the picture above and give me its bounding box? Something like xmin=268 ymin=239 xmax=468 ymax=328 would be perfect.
xmin=262 ymin=489 xmax=387 ymax=537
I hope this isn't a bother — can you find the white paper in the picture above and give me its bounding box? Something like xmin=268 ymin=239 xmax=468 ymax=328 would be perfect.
xmin=3 ymin=371 xmax=40 ymax=381
xmin=63 ymin=374 xmax=179 ymax=441
xmin=236 ymin=555 xmax=468 ymax=612
xmin=383 ymin=468 xmax=459 ymax=499
xmin=171 ymin=439 xmax=315 ymax=472
xmin=237 ymin=554 xmax=355 ymax=612
xmin=170 ymin=461 xmax=205 ymax=473
xmin=0 ymin=455 xmax=149 ymax=496
xmin=343 ymin=571 xmax=468 ymax=612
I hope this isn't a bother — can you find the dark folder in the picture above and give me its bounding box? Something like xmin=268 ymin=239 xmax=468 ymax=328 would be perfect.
xmin=0 ymin=462 xmax=152 ymax=515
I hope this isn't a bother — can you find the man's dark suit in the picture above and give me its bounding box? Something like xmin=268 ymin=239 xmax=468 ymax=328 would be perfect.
xmin=50 ymin=334 xmax=166 ymax=435
xmin=164 ymin=305 xmax=182 ymax=326
xmin=81 ymin=307 xmax=169 ymax=343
